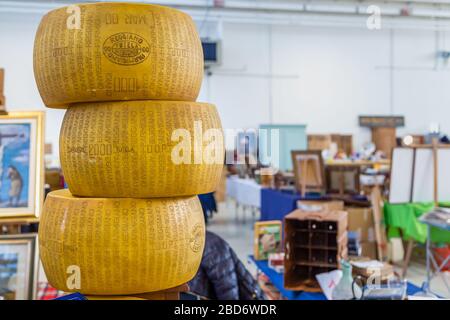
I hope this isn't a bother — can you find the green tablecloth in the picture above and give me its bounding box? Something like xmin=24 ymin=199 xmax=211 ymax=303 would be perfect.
xmin=384 ymin=202 xmax=450 ymax=244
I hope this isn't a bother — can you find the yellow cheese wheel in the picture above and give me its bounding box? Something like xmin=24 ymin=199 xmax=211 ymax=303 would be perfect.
xmin=33 ymin=3 xmax=203 ymax=108
xmin=86 ymin=296 xmax=146 ymax=301
xmin=39 ymin=189 xmax=205 ymax=295
xmin=60 ymin=101 xmax=224 ymax=198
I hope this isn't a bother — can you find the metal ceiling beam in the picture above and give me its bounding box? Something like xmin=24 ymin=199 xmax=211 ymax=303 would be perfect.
xmin=2 ymin=0 xmax=450 ymax=30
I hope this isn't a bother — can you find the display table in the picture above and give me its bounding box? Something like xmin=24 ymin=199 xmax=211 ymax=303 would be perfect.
xmin=249 ymin=255 xmax=423 ymax=300
xmin=384 ymin=202 xmax=450 ymax=243
xmin=226 ymin=175 xmax=238 ymax=199
xmin=325 ymin=159 xmax=391 ymax=168
xmin=249 ymin=255 xmax=325 ymax=300
xmin=260 ymin=189 xmax=324 ymax=221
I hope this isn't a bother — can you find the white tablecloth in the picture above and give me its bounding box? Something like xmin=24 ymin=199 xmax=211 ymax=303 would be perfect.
xmin=226 ymin=176 xmax=262 ymax=208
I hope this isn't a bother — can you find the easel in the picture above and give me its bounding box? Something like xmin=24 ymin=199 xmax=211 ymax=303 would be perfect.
xmin=300 ymin=159 xmax=321 ymax=197
xmin=371 ymin=185 xmax=389 ymax=261
xmin=400 ymin=139 xmax=448 ymax=278
xmin=0 ymin=68 xmax=5 ymax=111
xmin=291 ymin=150 xmax=325 ymax=197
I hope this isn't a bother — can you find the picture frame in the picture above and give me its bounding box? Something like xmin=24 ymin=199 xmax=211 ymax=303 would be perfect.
xmin=388 ymin=147 xmax=415 ymax=204
xmin=0 ymin=112 xmax=44 ymax=218
xmin=326 ymin=166 xmax=360 ymax=195
xmin=291 ymin=150 xmax=325 ymax=195
xmin=253 ymin=221 xmax=282 ymax=261
xmin=0 ymin=233 xmax=39 ymax=300
xmin=389 ymin=146 xmax=450 ymax=203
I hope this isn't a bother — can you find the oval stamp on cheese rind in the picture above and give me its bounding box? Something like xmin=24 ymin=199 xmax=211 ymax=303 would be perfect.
xmin=103 ymin=32 xmax=150 ymax=65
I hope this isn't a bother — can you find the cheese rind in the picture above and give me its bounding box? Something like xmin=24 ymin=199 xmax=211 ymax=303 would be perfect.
xmin=85 ymin=296 xmax=146 ymax=300
xmin=39 ymin=189 xmax=205 ymax=295
xmin=60 ymin=100 xmax=224 ymax=198
xmin=33 ymin=3 xmax=204 ymax=107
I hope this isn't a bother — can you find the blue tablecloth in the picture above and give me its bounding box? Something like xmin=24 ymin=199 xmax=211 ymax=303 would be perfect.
xmin=250 ymin=255 xmax=326 ymax=300
xmin=198 ymin=193 xmax=217 ymax=214
xmin=249 ymin=255 xmax=422 ymax=300
xmin=260 ymin=189 xmax=324 ymax=221
xmin=198 ymin=193 xmax=217 ymax=223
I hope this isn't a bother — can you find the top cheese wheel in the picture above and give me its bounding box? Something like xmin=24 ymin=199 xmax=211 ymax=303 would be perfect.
xmin=33 ymin=3 xmax=204 ymax=107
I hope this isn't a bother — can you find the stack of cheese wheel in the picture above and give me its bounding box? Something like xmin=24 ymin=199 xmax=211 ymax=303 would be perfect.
xmin=33 ymin=3 xmax=224 ymax=298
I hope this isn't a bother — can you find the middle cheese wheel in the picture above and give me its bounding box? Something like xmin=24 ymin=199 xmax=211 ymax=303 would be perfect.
xmin=39 ymin=189 xmax=206 ymax=295
xmin=60 ymin=100 xmax=224 ymax=198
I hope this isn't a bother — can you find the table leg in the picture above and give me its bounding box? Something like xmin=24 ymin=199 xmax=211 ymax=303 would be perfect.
xmin=339 ymin=170 xmax=345 ymax=196
xmin=426 ymin=224 xmax=431 ymax=293
xmin=402 ymin=239 xmax=414 ymax=279
xmin=428 ymin=245 xmax=450 ymax=295
xmin=437 ymin=255 xmax=450 ymax=274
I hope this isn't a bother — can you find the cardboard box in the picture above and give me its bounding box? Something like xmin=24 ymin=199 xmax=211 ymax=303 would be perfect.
xmin=284 ymin=210 xmax=348 ymax=292
xmin=297 ymin=199 xmax=344 ymax=212
xmin=346 ymin=206 xmax=375 ymax=242
xmin=349 ymin=258 xmax=394 ymax=284
xmin=352 ymin=261 xmax=394 ymax=278
xmin=254 ymin=221 xmax=282 ymax=260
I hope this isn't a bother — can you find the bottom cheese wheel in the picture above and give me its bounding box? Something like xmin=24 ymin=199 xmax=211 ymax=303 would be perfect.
xmin=39 ymin=189 xmax=205 ymax=295
xmin=86 ymin=296 xmax=146 ymax=301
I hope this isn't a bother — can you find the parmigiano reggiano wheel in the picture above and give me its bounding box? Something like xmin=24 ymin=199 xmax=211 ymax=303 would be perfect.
xmin=86 ymin=296 xmax=146 ymax=300
xmin=60 ymin=100 xmax=224 ymax=198
xmin=33 ymin=3 xmax=203 ymax=108
xmin=39 ymin=189 xmax=205 ymax=295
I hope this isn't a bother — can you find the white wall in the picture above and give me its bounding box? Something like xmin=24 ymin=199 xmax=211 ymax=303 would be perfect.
xmin=2 ymin=11 xmax=450 ymax=162
xmin=199 ymin=22 xmax=450 ymax=150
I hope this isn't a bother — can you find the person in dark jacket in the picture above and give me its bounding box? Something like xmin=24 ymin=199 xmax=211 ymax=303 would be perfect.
xmin=188 ymin=231 xmax=266 ymax=300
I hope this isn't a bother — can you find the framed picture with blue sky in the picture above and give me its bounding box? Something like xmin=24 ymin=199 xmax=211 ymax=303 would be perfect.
xmin=0 ymin=112 xmax=44 ymax=218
